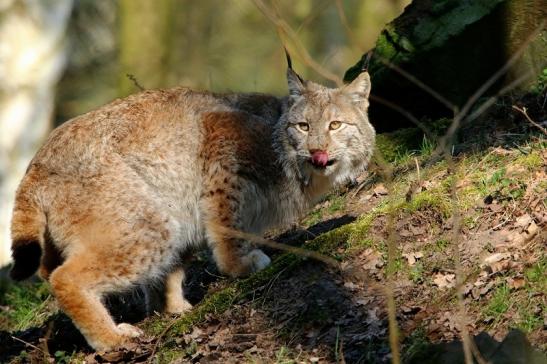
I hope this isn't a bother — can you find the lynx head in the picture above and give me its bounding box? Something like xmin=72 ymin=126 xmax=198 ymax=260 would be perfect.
xmin=277 ymin=56 xmax=376 ymax=187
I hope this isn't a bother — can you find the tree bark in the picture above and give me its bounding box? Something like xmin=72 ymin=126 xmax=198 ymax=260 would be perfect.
xmin=345 ymin=0 xmax=547 ymax=132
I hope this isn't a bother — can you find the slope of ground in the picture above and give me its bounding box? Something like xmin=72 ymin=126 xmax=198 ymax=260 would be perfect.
xmin=0 ymin=102 xmax=546 ymax=363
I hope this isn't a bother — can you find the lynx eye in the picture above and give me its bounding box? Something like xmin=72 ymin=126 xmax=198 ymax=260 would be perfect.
xmin=329 ymin=121 xmax=342 ymax=130
xmin=296 ymin=122 xmax=310 ymax=132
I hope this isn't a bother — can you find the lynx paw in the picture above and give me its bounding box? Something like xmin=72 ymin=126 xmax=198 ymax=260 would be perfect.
xmin=116 ymin=323 xmax=144 ymax=338
xmin=246 ymin=249 xmax=271 ymax=272
xmin=165 ymin=297 xmax=193 ymax=314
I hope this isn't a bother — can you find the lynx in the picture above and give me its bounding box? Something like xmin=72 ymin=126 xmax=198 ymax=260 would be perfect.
xmin=9 ymin=57 xmax=375 ymax=351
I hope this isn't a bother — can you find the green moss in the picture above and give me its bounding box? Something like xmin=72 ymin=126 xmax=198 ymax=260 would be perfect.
xmin=155 ymin=346 xmax=184 ymax=363
xmin=327 ymin=195 xmax=346 ymax=214
xmin=515 ymin=151 xmax=543 ymax=170
xmin=404 ymin=190 xmax=451 ymax=217
xmin=146 ymin=223 xmax=353 ymax=338
xmin=375 ymin=128 xmax=422 ymax=163
xmin=302 ymin=209 xmax=322 ymax=226
xmin=1 ymin=281 xmax=53 ymax=331
xmin=347 ymin=204 xmax=386 ymax=248
xmin=525 ymin=257 xmax=547 ymax=293
xmin=302 ymin=194 xmax=347 ymax=226
xmin=485 ymin=284 xmax=511 ymax=319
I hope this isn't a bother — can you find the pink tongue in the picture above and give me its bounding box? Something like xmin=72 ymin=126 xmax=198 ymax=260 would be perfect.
xmin=311 ymin=150 xmax=329 ymax=167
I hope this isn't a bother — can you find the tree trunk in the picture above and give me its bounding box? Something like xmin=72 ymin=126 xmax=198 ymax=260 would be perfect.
xmin=344 ymin=0 xmax=546 ymax=132
xmin=0 ymin=0 xmax=73 ymax=266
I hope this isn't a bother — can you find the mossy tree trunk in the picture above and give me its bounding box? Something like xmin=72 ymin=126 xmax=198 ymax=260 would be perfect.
xmin=345 ymin=0 xmax=546 ymax=132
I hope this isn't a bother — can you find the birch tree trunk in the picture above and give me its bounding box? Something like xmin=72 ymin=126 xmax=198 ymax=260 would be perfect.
xmin=0 ymin=0 xmax=73 ymax=266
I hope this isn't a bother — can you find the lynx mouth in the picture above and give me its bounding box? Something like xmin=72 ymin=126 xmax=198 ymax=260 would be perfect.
xmin=309 ymin=158 xmax=337 ymax=169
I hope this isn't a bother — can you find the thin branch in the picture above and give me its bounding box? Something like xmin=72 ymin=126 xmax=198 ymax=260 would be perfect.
xmin=442 ymin=146 xmax=473 ymax=364
xmin=252 ymin=0 xmax=343 ymax=86
xmin=211 ymin=223 xmax=341 ymax=268
xmin=465 ymin=70 xmax=535 ymax=124
xmin=10 ymin=336 xmax=47 ymax=355
xmin=334 ymin=0 xmax=364 ymax=53
xmin=442 ymin=21 xmax=545 ymax=148
xmin=126 ymin=73 xmax=145 ymax=91
xmin=370 ymin=94 xmax=435 ymax=140
xmin=512 ymin=106 xmax=547 ymax=135
xmin=376 ymin=56 xmax=456 ymax=111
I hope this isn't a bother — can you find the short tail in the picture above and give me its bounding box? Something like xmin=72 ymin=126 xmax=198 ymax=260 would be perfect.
xmin=9 ymin=169 xmax=46 ymax=281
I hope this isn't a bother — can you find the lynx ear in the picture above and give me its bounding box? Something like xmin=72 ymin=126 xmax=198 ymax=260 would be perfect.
xmin=343 ymin=71 xmax=371 ymax=102
xmin=285 ymin=49 xmax=305 ymax=98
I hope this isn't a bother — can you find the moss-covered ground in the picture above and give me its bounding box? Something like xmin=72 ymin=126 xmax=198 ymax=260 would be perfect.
xmin=1 ymin=111 xmax=546 ymax=363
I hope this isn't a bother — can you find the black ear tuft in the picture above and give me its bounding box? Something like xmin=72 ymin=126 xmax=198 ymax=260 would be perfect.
xmin=361 ymin=50 xmax=373 ymax=73
xmin=285 ymin=48 xmax=304 ymax=83
xmin=285 ymin=48 xmax=305 ymax=98
xmin=285 ymin=47 xmax=293 ymax=70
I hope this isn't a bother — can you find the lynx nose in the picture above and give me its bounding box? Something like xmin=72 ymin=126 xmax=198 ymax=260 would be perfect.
xmin=309 ymin=149 xmax=329 ymax=167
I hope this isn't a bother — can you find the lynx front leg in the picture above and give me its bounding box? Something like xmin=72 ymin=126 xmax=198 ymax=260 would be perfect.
xmin=200 ymin=111 xmax=272 ymax=277
xmin=202 ymin=186 xmax=271 ymax=277
xmin=208 ymin=231 xmax=271 ymax=277
xmin=206 ymin=220 xmax=271 ymax=277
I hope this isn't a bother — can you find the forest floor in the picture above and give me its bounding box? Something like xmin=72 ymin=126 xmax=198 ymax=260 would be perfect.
xmin=0 ymin=98 xmax=546 ymax=363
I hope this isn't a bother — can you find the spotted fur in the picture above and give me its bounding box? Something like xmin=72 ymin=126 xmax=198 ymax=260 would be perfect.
xmin=9 ymin=68 xmax=375 ymax=351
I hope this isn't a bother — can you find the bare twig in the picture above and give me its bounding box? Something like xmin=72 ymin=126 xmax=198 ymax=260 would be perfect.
xmin=441 ymin=21 xmax=545 ymax=150
xmin=376 ymin=56 xmax=456 ymax=111
xmin=465 ymin=70 xmax=536 ymax=125
xmin=147 ymin=318 xmax=179 ymax=362
xmin=512 ymin=106 xmax=547 ymax=135
xmin=252 ymin=0 xmax=343 ymax=86
xmin=212 ymin=223 xmax=340 ymax=268
xmin=126 ymin=73 xmax=145 ymax=91
xmin=11 ymin=335 xmax=47 ymax=356
xmin=334 ymin=0 xmax=364 ymax=53
xmin=374 ymin=152 xmax=402 ymax=364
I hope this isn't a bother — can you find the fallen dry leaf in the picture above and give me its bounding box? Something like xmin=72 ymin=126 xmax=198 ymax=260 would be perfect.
xmin=373 ymin=184 xmax=388 ymax=196
xmin=482 ymin=253 xmax=511 ymax=266
xmin=507 ymin=276 xmax=526 ymax=290
xmin=489 ymin=203 xmax=503 ymax=213
xmin=403 ymin=251 xmax=424 ymax=266
xmin=433 ymin=273 xmax=456 ymax=289
xmin=515 ymin=214 xmax=533 ymax=228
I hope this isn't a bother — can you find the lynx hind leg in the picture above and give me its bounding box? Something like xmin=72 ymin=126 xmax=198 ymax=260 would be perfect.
xmin=164 ymin=267 xmax=192 ymax=314
xmin=49 ymin=256 xmax=144 ymax=351
xmin=47 ymin=216 xmax=174 ymax=350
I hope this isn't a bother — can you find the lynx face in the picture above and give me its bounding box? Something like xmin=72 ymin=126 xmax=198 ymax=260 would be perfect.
xmin=281 ymin=70 xmax=375 ymax=185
